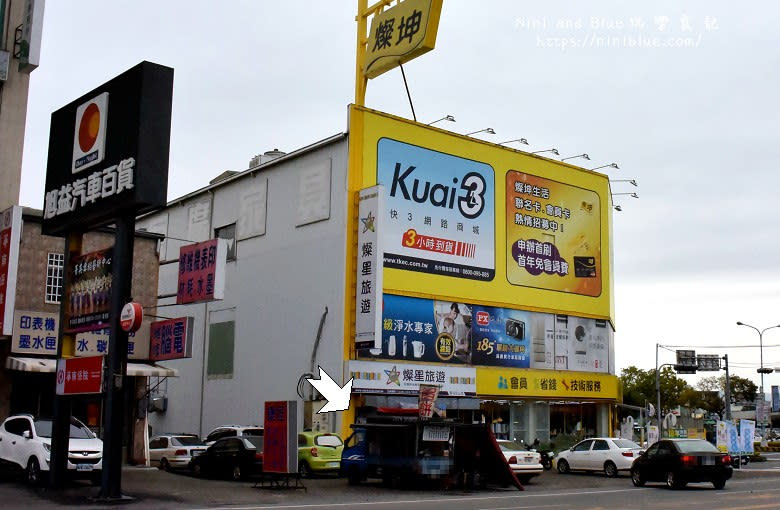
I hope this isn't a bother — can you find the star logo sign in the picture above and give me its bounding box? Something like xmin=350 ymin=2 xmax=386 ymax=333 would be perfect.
xmin=360 ymin=211 xmax=375 ymax=234
xmin=384 ymin=365 xmax=401 ymax=386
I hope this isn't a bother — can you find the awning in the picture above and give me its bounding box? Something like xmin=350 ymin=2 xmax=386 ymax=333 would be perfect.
xmin=5 ymin=357 xmax=178 ymax=377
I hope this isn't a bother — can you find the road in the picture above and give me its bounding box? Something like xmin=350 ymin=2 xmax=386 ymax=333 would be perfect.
xmin=1 ymin=464 xmax=780 ymax=509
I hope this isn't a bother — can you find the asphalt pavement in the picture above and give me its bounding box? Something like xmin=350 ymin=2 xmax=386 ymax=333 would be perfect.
xmin=1 ymin=464 xmax=780 ymax=509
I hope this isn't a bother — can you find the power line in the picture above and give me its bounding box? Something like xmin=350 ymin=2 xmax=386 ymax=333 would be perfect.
xmin=659 ymin=344 xmax=780 ymax=349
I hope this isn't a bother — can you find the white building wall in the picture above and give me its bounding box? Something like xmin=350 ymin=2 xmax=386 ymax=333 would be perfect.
xmin=138 ymin=135 xmax=348 ymax=437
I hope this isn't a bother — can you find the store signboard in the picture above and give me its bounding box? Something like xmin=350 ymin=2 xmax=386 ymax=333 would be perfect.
xmin=418 ymin=383 xmax=439 ymax=419
xmin=0 ymin=206 xmax=22 ymax=335
xmin=647 ymin=425 xmax=659 ymax=445
xmin=351 ymin=106 xmax=614 ymax=325
xmin=476 ymin=367 xmax=619 ymax=400
xmin=11 ymin=310 xmax=58 ymax=354
xmin=18 ymin=0 xmax=45 ymax=73
xmin=347 ymin=360 xmax=476 ymax=396
xmin=370 ymin=293 xmax=609 ymax=373
xmin=355 ymin=185 xmax=384 ymax=350
xmin=506 ymin=172 xmax=601 ymax=297
xmin=363 ymin=0 xmax=443 ymax=79
xmin=149 ymin=317 xmax=194 ymax=361
xmin=42 ymin=61 xmax=173 ymax=236
xmin=772 ymin=386 xmax=779 ymax=413
xmin=74 ymin=321 xmax=151 ymax=359
xmin=56 ymin=355 xmax=104 ymax=395
xmin=64 ymin=248 xmax=112 ymax=333
xmin=263 ymin=401 xmax=297 ymax=474
xmin=756 ymin=398 xmax=770 ymax=426
xmin=176 ymin=239 xmax=227 ymax=304
xmin=377 ymin=138 xmax=495 ymax=282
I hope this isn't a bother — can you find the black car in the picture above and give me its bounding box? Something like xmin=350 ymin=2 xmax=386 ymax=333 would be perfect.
xmin=630 ymin=439 xmax=733 ymax=489
xmin=190 ymin=436 xmax=264 ymax=481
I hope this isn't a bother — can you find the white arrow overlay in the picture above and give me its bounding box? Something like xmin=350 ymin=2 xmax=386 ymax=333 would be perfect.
xmin=306 ymin=366 xmax=353 ymax=413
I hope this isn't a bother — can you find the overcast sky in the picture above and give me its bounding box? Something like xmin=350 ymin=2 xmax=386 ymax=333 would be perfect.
xmin=19 ymin=1 xmax=780 ymax=391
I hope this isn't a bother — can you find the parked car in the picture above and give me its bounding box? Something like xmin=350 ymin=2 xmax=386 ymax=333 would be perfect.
xmin=495 ymin=440 xmax=543 ymax=483
xmin=149 ymin=434 xmax=206 ymax=471
xmin=555 ymin=437 xmax=643 ymax=477
xmin=297 ymin=431 xmax=343 ymax=478
xmin=190 ymin=436 xmax=264 ymax=481
xmin=630 ymin=438 xmax=733 ymax=489
xmin=0 ymin=414 xmax=102 ymax=485
xmin=203 ymin=425 xmax=264 ymax=445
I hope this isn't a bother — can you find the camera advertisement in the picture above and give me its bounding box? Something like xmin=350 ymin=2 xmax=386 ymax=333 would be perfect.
xmin=370 ymin=293 xmax=610 ymax=372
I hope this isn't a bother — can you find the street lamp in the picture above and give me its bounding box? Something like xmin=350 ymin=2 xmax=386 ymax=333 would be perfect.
xmin=612 ymin=192 xmax=638 ymax=199
xmin=465 ymin=127 xmax=495 ymax=136
xmin=531 ymin=148 xmax=559 ymax=156
xmin=613 ymin=205 xmax=622 ymax=212
xmin=499 ymin=138 xmax=529 ymax=146
xmin=591 ymin=163 xmax=620 ymax=171
xmin=428 ymin=115 xmax=456 ymax=126
xmin=736 ymin=321 xmax=780 ymax=396
xmin=561 ymin=153 xmax=590 ymax=162
xmin=611 ymin=179 xmax=638 ymax=187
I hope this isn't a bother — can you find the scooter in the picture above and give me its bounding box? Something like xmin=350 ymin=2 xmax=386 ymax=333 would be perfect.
xmin=539 ymin=450 xmax=554 ymax=470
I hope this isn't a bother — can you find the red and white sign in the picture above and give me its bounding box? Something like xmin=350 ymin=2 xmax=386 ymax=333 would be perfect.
xmin=120 ymin=302 xmax=143 ymax=332
xmin=0 ymin=206 xmax=21 ymax=336
xmin=176 ymin=239 xmax=227 ymax=304
xmin=72 ymin=92 xmax=109 ymax=174
xmin=149 ymin=316 xmax=194 ymax=361
xmin=476 ymin=311 xmax=490 ymax=326
xmin=56 ymin=356 xmax=104 ymax=395
xmin=263 ymin=401 xmax=298 ymax=474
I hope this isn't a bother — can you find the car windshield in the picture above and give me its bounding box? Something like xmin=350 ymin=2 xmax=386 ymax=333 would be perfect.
xmin=34 ymin=418 xmax=94 ymax=439
xmin=497 ymin=440 xmax=525 ymax=451
xmin=242 ymin=428 xmax=263 ymax=436
xmin=315 ymin=435 xmax=343 ymax=447
xmin=613 ymin=439 xmax=641 ymax=449
xmin=244 ymin=436 xmax=264 ymax=451
xmin=674 ymin=440 xmax=720 ymax=453
xmin=172 ymin=436 xmax=204 ymax=446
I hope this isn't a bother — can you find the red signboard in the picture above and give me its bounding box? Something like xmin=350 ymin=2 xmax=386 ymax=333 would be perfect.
xmin=56 ymin=356 xmax=104 ymax=395
xmin=263 ymin=401 xmax=297 ymax=474
xmin=0 ymin=206 xmax=21 ymax=336
xmin=149 ymin=317 xmax=194 ymax=361
xmin=418 ymin=383 xmax=440 ymax=419
xmin=176 ymin=239 xmax=226 ymax=304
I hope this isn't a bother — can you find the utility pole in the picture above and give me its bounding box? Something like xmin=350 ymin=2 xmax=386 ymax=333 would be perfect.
xmin=656 ymin=343 xmax=661 ymax=429
xmin=723 ymin=354 xmax=732 ymax=421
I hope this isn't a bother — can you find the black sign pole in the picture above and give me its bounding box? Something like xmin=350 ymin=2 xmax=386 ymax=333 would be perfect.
xmin=50 ymin=232 xmax=81 ymax=488
xmin=99 ymin=214 xmax=135 ymax=499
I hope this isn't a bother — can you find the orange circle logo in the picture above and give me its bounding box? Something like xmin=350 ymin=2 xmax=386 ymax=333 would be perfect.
xmin=78 ymin=102 xmax=101 ymax=152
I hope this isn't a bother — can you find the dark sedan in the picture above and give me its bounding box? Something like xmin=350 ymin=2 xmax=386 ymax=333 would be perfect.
xmin=630 ymin=439 xmax=733 ymax=489
xmin=190 ymin=436 xmax=264 ymax=481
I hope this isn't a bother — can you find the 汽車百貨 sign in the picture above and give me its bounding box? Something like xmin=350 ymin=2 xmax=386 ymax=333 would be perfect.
xmin=42 ymin=61 xmax=173 ymax=236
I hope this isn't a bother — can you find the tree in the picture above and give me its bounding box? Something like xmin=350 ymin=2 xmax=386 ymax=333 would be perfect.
xmin=696 ymin=374 xmax=758 ymax=404
xmin=619 ymin=366 xmax=692 ymax=412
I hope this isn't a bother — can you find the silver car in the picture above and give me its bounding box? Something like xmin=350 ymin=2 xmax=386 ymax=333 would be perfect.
xmin=149 ymin=434 xmax=206 ymax=471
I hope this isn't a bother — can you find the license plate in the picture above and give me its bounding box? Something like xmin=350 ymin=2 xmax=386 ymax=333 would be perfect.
xmin=524 ymin=457 xmax=534 ymax=463
xmin=76 ymin=464 xmax=93 ymax=471
xmin=327 ymin=461 xmax=340 ymax=468
xmin=702 ymin=457 xmax=715 ymax=465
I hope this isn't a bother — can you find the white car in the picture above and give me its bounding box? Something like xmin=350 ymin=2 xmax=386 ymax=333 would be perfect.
xmin=203 ymin=425 xmax=264 ymax=445
xmin=149 ymin=434 xmax=206 ymax=471
xmin=555 ymin=437 xmax=643 ymax=477
xmin=0 ymin=414 xmax=103 ymax=485
xmin=496 ymin=440 xmax=544 ymax=483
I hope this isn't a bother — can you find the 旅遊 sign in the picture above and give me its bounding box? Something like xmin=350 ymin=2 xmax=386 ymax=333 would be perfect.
xmin=355 ymin=185 xmax=384 ymax=350
xmin=363 ymin=0 xmax=443 ymax=79
xmin=149 ymin=317 xmax=194 ymax=361
xmin=176 ymin=239 xmax=227 ymax=304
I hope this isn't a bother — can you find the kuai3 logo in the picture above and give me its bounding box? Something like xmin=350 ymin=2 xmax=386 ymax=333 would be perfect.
xmin=72 ymin=92 xmax=109 ymax=173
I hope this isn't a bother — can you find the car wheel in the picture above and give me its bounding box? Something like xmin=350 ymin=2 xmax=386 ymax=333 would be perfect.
xmin=347 ymin=468 xmax=362 ymax=485
xmin=160 ymin=458 xmax=170 ymax=471
xmin=232 ymin=465 xmax=242 ymax=481
xmin=91 ymin=472 xmax=102 ymax=487
xmin=630 ymin=468 xmax=645 ymax=487
xmin=26 ymin=457 xmax=41 ymax=486
xmin=298 ymin=461 xmax=311 ymax=479
xmin=557 ymin=459 xmax=570 ymax=474
xmin=517 ymin=475 xmax=531 ymax=484
xmin=666 ymin=471 xmax=685 ymax=489
xmin=192 ymin=462 xmax=203 ymax=478
xmin=712 ymin=479 xmax=726 ymax=490
xmin=604 ymin=461 xmax=618 ymax=478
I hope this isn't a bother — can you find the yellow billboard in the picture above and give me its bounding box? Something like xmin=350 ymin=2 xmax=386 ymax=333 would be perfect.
xmin=348 ymin=105 xmax=614 ymax=326
xmin=477 ymin=367 xmax=619 ymax=401
xmin=363 ymin=0 xmax=443 ymax=79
